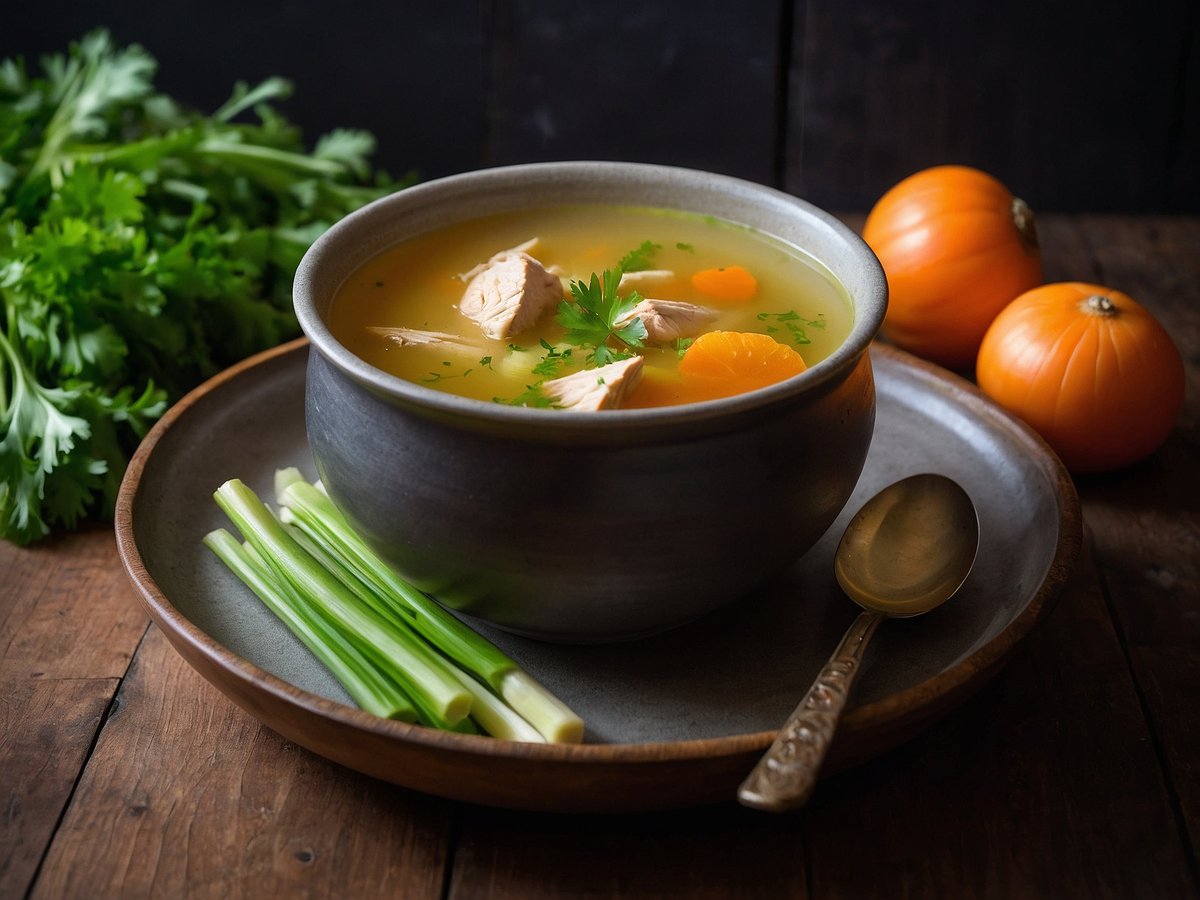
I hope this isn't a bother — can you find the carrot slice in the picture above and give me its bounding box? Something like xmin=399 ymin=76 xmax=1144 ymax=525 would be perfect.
xmin=690 ymin=265 xmax=758 ymax=303
xmin=621 ymin=332 xmax=806 ymax=407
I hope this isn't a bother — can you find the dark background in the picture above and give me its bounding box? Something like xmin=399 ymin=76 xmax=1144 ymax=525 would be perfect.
xmin=4 ymin=1 xmax=1198 ymax=212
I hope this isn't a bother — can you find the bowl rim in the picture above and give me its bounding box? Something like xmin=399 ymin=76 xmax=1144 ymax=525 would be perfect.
xmin=293 ymin=160 xmax=887 ymax=429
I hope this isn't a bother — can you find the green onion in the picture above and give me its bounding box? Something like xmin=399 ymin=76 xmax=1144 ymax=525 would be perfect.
xmin=206 ymin=474 xmax=585 ymax=743
xmin=274 ymin=471 xmax=584 ymax=743
xmin=203 ymin=529 xmax=416 ymax=721
xmin=213 ymin=479 xmax=473 ymax=726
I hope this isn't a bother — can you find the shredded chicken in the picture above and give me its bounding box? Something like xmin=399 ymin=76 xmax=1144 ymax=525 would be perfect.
xmin=617 ymin=269 xmax=676 ymax=292
xmin=541 ymin=356 xmax=644 ymax=411
xmin=614 ymin=299 xmax=718 ymax=343
xmin=366 ymin=327 xmax=480 ymax=357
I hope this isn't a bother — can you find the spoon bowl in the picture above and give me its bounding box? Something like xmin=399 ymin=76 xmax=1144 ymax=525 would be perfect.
xmin=835 ymin=473 xmax=979 ymax=617
xmin=738 ymin=473 xmax=979 ymax=812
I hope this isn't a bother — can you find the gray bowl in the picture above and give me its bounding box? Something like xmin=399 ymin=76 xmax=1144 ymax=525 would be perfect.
xmin=294 ymin=162 xmax=887 ymax=642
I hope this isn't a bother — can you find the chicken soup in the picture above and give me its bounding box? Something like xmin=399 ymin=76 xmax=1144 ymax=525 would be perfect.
xmin=327 ymin=205 xmax=852 ymax=409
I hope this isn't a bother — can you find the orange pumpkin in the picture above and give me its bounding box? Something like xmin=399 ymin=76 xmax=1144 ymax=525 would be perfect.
xmin=863 ymin=165 xmax=1043 ymax=370
xmin=977 ymin=282 xmax=1185 ymax=473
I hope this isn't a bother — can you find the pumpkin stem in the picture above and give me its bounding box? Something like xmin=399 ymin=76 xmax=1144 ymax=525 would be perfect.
xmin=1082 ymin=294 xmax=1118 ymax=317
xmin=1011 ymin=197 xmax=1039 ymax=250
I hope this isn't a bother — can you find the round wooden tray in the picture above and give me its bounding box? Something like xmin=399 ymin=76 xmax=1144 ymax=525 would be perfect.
xmin=115 ymin=338 xmax=1080 ymax=812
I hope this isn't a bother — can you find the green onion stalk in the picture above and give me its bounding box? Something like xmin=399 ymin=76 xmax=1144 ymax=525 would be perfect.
xmin=206 ymin=474 xmax=584 ymax=743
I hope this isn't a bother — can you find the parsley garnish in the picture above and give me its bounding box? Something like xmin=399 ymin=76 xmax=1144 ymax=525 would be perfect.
xmin=756 ymin=311 xmax=826 ymax=346
xmin=674 ymin=337 xmax=695 ymax=358
xmin=676 ymin=242 xmax=695 ymax=253
xmin=494 ymin=384 xmax=554 ymax=408
xmin=617 ymin=240 xmax=662 ymax=273
xmin=555 ymin=241 xmax=661 ymax=367
xmin=531 ymin=339 xmax=575 ymax=378
xmin=557 ymin=271 xmax=648 ymax=366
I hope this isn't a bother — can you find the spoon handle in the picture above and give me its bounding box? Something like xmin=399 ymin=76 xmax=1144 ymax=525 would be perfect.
xmin=737 ymin=609 xmax=884 ymax=812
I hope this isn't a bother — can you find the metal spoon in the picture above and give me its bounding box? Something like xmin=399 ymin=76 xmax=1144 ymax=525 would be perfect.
xmin=737 ymin=473 xmax=979 ymax=812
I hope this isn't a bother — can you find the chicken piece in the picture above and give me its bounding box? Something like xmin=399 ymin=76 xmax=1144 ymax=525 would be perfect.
xmin=459 ymin=252 xmax=562 ymax=340
xmin=366 ymin=327 xmax=480 ymax=358
xmin=456 ymin=238 xmax=541 ymax=282
xmin=542 ymin=356 xmax=644 ymax=411
xmin=617 ymin=269 xmax=676 ymax=292
xmin=614 ymin=299 xmax=718 ymax=343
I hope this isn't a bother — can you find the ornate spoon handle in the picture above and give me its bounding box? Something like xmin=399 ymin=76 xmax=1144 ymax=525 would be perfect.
xmin=737 ymin=610 xmax=884 ymax=812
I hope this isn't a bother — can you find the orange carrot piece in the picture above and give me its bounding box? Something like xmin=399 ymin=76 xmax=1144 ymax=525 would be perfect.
xmin=690 ymin=265 xmax=758 ymax=303
xmin=621 ymin=332 xmax=807 ymax=406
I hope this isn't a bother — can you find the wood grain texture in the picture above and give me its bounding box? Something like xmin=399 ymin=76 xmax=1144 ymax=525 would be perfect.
xmin=30 ymin=625 xmax=453 ymax=900
xmin=448 ymin=802 xmax=808 ymax=899
xmin=800 ymin=547 xmax=1197 ymax=899
xmin=483 ymin=0 xmax=783 ymax=184
xmin=1042 ymin=215 xmax=1200 ymax=866
xmin=786 ymin=1 xmax=1197 ymax=211
xmin=3 ymin=4 xmax=1199 ymax=210
xmin=0 ymin=527 xmax=147 ymax=898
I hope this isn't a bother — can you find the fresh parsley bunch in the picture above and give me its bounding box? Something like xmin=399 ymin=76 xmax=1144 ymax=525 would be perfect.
xmin=0 ymin=31 xmax=401 ymax=543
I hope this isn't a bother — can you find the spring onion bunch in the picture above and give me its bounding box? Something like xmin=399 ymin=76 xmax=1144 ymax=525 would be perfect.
xmin=205 ymin=470 xmax=584 ymax=743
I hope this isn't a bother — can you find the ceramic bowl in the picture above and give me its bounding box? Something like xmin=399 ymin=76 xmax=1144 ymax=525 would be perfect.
xmin=293 ymin=161 xmax=887 ymax=642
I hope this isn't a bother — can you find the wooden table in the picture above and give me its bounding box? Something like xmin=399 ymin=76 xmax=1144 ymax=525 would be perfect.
xmin=3 ymin=214 xmax=1197 ymax=898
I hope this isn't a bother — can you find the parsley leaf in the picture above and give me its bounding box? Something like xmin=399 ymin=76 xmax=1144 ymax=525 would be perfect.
xmin=0 ymin=30 xmax=401 ymax=543
xmin=555 ymin=242 xmax=659 ymax=367
xmin=617 ymin=240 xmax=661 ymax=273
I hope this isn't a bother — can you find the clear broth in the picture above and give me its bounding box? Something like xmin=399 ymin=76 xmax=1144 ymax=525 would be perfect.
xmin=328 ymin=205 xmax=852 ymax=407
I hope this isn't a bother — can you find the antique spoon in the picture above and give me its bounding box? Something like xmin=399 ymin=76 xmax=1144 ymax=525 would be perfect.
xmin=737 ymin=473 xmax=979 ymax=812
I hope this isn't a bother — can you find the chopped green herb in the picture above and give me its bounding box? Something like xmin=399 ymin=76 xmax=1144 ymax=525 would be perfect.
xmin=479 ymin=355 xmax=493 ymax=369
xmin=674 ymin=337 xmax=695 ymax=358
xmin=616 ymin=240 xmax=661 ymax=273
xmin=756 ymin=311 xmax=827 ymax=346
xmin=506 ymin=343 xmax=527 ymax=354
xmin=494 ymin=383 xmax=554 ymax=408
xmin=676 ymin=242 xmax=695 ymax=253
xmin=531 ymin=339 xmax=575 ymax=378
xmin=421 ymin=363 xmax=472 ymax=383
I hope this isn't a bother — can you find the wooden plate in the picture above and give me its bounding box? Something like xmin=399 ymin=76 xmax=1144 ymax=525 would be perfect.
xmin=115 ymin=338 xmax=1080 ymax=812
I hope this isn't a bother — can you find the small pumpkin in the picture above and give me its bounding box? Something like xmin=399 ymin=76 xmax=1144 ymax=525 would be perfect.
xmin=977 ymin=282 xmax=1185 ymax=473
xmin=863 ymin=165 xmax=1043 ymax=370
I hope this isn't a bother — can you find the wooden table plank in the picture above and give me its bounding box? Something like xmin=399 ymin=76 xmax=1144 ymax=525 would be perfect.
xmin=29 ymin=625 xmax=454 ymax=899
xmin=0 ymin=527 xmax=148 ymax=897
xmin=1043 ymin=215 xmax=1200 ymax=865
xmin=448 ymin=803 xmax=808 ymax=899
xmin=802 ymin=547 xmax=1196 ymax=899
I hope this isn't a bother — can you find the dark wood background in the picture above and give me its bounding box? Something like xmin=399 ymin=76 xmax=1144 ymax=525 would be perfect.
xmin=6 ymin=1 xmax=1198 ymax=213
